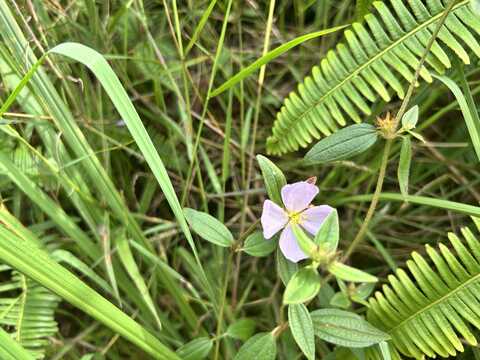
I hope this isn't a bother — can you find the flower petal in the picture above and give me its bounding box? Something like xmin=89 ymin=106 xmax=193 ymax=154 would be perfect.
xmin=281 ymin=182 xmax=319 ymax=212
xmin=300 ymin=205 xmax=334 ymax=236
xmin=261 ymin=200 xmax=288 ymax=239
xmin=279 ymin=224 xmax=309 ymax=263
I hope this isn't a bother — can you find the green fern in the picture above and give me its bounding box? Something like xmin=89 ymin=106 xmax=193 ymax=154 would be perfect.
xmin=267 ymin=0 xmax=480 ymax=154
xmin=366 ymin=219 xmax=480 ymax=359
xmin=0 ymin=269 xmax=60 ymax=359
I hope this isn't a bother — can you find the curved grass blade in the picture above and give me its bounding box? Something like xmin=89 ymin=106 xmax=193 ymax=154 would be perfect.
xmin=0 ymin=225 xmax=179 ymax=360
xmin=48 ymin=42 xmax=211 ymax=297
xmin=433 ymin=73 xmax=480 ymax=161
xmin=210 ymin=25 xmax=348 ymax=97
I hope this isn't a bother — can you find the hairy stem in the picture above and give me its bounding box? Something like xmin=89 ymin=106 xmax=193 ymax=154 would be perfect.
xmin=342 ymin=0 xmax=458 ymax=261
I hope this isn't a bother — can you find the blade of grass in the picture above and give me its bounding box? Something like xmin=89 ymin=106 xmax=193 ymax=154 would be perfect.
xmin=335 ymin=192 xmax=480 ymax=217
xmin=0 ymin=224 xmax=179 ymax=359
xmin=185 ymin=0 xmax=218 ymax=54
xmin=210 ymin=25 xmax=348 ymax=97
xmin=0 ymin=327 xmax=34 ymax=360
xmin=47 ymin=41 xmax=213 ymax=301
xmin=116 ymin=231 xmax=162 ymax=330
xmin=433 ymin=73 xmax=480 ymax=161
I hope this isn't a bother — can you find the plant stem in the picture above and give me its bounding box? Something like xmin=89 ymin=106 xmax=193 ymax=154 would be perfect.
xmin=342 ymin=139 xmax=392 ymax=261
xmin=342 ymin=0 xmax=458 ymax=261
xmin=214 ymin=251 xmax=234 ymax=360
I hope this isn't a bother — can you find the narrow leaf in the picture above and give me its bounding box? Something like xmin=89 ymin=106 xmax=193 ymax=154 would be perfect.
xmin=0 ymin=327 xmax=34 ymax=360
xmin=257 ymin=155 xmax=286 ymax=206
xmin=311 ymin=309 xmax=390 ymax=348
xmin=211 ymin=26 xmax=347 ymax=97
xmin=398 ymin=136 xmax=412 ymax=199
xmin=283 ymin=267 xmax=321 ymax=304
xmin=328 ymin=261 xmax=378 ymax=283
xmin=434 ymin=73 xmax=480 ymax=161
xmin=379 ymin=341 xmax=392 ymax=360
xmin=288 ymin=304 xmax=315 ymax=360
xmin=116 ymin=233 xmax=162 ymax=329
xmin=184 ymin=208 xmax=234 ymax=247
xmin=305 ymin=124 xmax=378 ymax=164
xmin=48 ymin=42 xmax=207 ymax=284
xmin=0 ymin=226 xmax=178 ymax=359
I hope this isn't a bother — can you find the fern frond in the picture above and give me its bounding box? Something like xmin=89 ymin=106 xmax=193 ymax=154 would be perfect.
xmin=366 ymin=221 xmax=480 ymax=359
xmin=267 ymin=0 xmax=480 ymax=154
xmin=0 ymin=270 xmax=60 ymax=359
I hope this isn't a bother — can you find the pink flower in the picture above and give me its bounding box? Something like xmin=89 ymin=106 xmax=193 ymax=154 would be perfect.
xmin=261 ymin=181 xmax=333 ymax=263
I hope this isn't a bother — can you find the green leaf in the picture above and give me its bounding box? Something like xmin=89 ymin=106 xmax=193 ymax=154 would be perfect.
xmin=234 ymin=333 xmax=277 ymax=360
xmin=313 ymin=208 xmax=339 ymax=252
xmin=0 ymin=225 xmax=178 ymax=359
xmin=291 ymin=225 xmax=317 ymax=257
xmin=328 ymin=261 xmax=378 ymax=283
xmin=305 ymin=124 xmax=378 ymax=164
xmin=337 ymin=192 xmax=480 ymax=217
xmin=226 ymin=318 xmax=256 ymax=341
xmin=211 ymin=25 xmax=348 ymax=97
xmin=378 ymin=341 xmax=392 ymax=360
xmin=276 ymin=247 xmax=298 ymax=286
xmin=0 ymin=327 xmax=34 ymax=360
xmin=401 ymin=105 xmax=419 ymax=130
xmin=47 ymin=42 xmax=211 ymax=296
xmin=330 ymin=292 xmax=351 ymax=309
xmin=116 ymin=232 xmax=162 ymax=330
xmin=176 ymin=337 xmax=213 ymax=360
xmin=471 ymin=0 xmax=480 ymax=15
xmin=397 ymin=136 xmax=412 ymax=199
xmin=256 ymin=155 xmax=286 ymax=206
xmin=288 ymin=304 xmax=315 ymax=360
xmin=351 ymin=283 xmax=376 ymax=303
xmin=242 ymin=232 xmax=276 ymax=257
xmin=434 ymin=73 xmax=480 ymax=161
xmin=283 ymin=267 xmax=321 ymax=304
xmin=185 ymin=0 xmax=218 ymax=54
xmin=184 ymin=208 xmax=234 ymax=247
xmin=311 ymin=309 xmax=390 ymax=348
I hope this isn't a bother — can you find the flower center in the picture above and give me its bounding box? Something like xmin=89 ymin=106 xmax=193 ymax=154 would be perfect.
xmin=288 ymin=211 xmax=303 ymax=225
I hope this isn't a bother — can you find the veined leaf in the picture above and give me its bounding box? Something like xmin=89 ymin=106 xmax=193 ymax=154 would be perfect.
xmin=234 ymin=333 xmax=277 ymax=360
xmin=283 ymin=267 xmax=321 ymax=304
xmin=305 ymin=124 xmax=378 ymax=164
xmin=257 ymin=155 xmax=286 ymax=206
xmin=328 ymin=261 xmax=378 ymax=283
xmin=184 ymin=208 xmax=234 ymax=247
xmin=288 ymin=304 xmax=315 ymax=360
xmin=242 ymin=232 xmax=276 ymax=257
xmin=311 ymin=308 xmax=389 ymax=348
xmin=176 ymin=337 xmax=213 ymax=360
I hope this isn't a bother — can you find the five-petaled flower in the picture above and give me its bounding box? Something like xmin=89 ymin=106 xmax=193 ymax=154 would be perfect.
xmin=261 ymin=181 xmax=333 ymax=263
